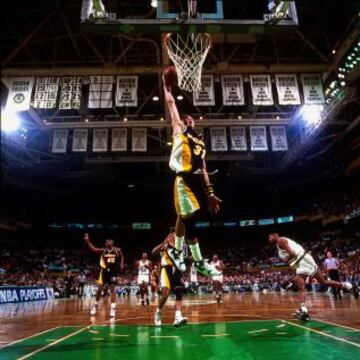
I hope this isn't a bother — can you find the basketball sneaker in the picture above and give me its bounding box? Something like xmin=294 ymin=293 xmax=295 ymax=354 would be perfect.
xmin=166 ymin=248 xmax=186 ymax=272
xmin=173 ymin=315 xmax=188 ymax=328
xmin=154 ymin=310 xmax=162 ymax=326
xmin=195 ymin=260 xmax=222 ymax=277
xmin=90 ymin=304 xmax=98 ymax=316
xmin=342 ymin=282 xmax=353 ymax=291
xmin=292 ymin=308 xmax=310 ymax=321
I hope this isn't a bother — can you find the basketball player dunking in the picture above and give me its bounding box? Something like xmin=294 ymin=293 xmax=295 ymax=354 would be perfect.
xmin=137 ymin=253 xmax=152 ymax=306
xmin=210 ymin=255 xmax=225 ymax=303
xmin=84 ymin=233 xmax=124 ymax=318
xmin=268 ymin=233 xmax=352 ymax=321
xmin=163 ymin=68 xmax=222 ymax=277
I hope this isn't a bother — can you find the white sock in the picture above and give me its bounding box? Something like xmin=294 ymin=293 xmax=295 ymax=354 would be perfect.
xmin=175 ymin=310 xmax=182 ymax=318
xmin=156 ymin=308 xmax=161 ymax=313
xmin=175 ymin=236 xmax=185 ymax=251
xmin=111 ymin=303 xmax=116 ymax=309
xmin=300 ymin=303 xmax=308 ymax=312
xmin=189 ymin=243 xmax=202 ymax=262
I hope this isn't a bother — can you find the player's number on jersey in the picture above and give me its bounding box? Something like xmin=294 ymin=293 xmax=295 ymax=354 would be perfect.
xmin=194 ymin=145 xmax=206 ymax=159
xmin=107 ymin=257 xmax=115 ymax=263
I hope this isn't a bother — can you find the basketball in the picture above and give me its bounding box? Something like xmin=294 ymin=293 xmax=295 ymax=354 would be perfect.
xmin=163 ymin=65 xmax=178 ymax=88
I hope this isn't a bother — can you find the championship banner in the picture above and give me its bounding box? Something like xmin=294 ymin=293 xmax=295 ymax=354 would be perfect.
xmin=131 ymin=128 xmax=147 ymax=152
xmin=111 ymin=128 xmax=127 ymax=152
xmin=221 ymin=75 xmax=245 ymax=106
xmin=0 ymin=286 xmax=54 ymax=304
xmin=88 ymin=76 xmax=114 ymax=109
xmin=33 ymin=77 xmax=59 ymax=109
xmin=3 ymin=77 xmax=34 ymax=111
xmin=230 ymin=126 xmax=247 ymax=151
xmin=301 ymin=74 xmax=325 ymax=104
xmin=52 ymin=129 xmax=68 ymax=153
xmin=59 ymin=76 xmax=83 ymax=109
xmin=210 ymin=127 xmax=228 ymax=152
xmin=250 ymin=75 xmax=274 ymax=106
xmin=193 ymin=75 xmax=215 ymax=106
xmin=250 ymin=126 xmax=268 ymax=151
xmin=116 ymin=76 xmax=138 ymax=107
xmin=92 ymin=128 xmax=108 ymax=152
xmin=275 ymin=74 xmax=301 ymax=105
xmin=72 ymin=129 xmax=88 ymax=152
xmin=270 ymin=126 xmax=288 ymax=151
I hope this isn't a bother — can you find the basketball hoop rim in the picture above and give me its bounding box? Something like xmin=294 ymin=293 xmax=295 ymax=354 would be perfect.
xmin=162 ymin=32 xmax=212 ymax=49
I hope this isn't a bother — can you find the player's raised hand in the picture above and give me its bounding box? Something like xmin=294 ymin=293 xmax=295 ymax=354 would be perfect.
xmin=208 ymin=194 xmax=223 ymax=214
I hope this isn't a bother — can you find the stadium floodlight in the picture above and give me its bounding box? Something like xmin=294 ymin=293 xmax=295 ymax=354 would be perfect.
xmin=1 ymin=108 xmax=21 ymax=133
xmin=299 ymin=105 xmax=324 ymax=127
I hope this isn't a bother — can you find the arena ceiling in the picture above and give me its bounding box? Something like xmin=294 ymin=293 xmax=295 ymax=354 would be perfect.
xmin=1 ymin=0 xmax=359 ymax=210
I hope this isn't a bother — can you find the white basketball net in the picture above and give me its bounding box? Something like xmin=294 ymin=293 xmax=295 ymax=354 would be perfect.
xmin=164 ymin=33 xmax=211 ymax=92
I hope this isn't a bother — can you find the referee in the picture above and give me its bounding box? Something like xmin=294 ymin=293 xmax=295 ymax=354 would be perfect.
xmin=324 ymin=251 xmax=341 ymax=299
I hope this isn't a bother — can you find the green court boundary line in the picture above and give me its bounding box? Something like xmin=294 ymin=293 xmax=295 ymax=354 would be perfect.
xmin=17 ymin=327 xmax=87 ymax=360
xmin=0 ymin=326 xmax=62 ymax=349
xmin=277 ymin=319 xmax=360 ymax=348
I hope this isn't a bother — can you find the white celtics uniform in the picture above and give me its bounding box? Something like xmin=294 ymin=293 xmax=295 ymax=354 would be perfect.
xmin=211 ymin=260 xmax=223 ymax=282
xmin=137 ymin=260 xmax=150 ymax=284
xmin=190 ymin=263 xmax=198 ymax=283
xmin=277 ymin=238 xmax=318 ymax=277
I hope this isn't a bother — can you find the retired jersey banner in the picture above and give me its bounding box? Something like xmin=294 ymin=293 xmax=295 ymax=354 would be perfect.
xmin=111 ymin=128 xmax=127 ymax=152
xmin=211 ymin=127 xmax=228 ymax=152
xmin=59 ymin=77 xmax=82 ymax=109
xmin=3 ymin=77 xmax=34 ymax=111
xmin=221 ymin=75 xmax=245 ymax=106
xmin=275 ymin=74 xmax=301 ymax=105
xmin=230 ymin=126 xmax=247 ymax=151
xmin=193 ymin=75 xmax=215 ymax=106
xmin=52 ymin=129 xmax=68 ymax=153
xmin=33 ymin=77 xmax=59 ymax=109
xmin=88 ymin=76 xmax=114 ymax=109
xmin=250 ymin=75 xmax=273 ymax=106
xmin=270 ymin=126 xmax=288 ymax=151
xmin=92 ymin=129 xmax=108 ymax=152
xmin=250 ymin=126 xmax=268 ymax=151
xmin=116 ymin=76 xmax=138 ymax=107
xmin=301 ymin=74 xmax=325 ymax=104
xmin=72 ymin=129 xmax=88 ymax=152
xmin=131 ymin=128 xmax=147 ymax=152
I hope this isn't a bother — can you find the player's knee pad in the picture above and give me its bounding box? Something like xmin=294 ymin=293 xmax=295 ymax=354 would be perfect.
xmin=174 ymin=286 xmax=184 ymax=301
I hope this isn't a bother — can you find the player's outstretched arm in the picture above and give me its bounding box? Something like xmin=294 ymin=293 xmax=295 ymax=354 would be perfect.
xmin=152 ymin=238 xmax=169 ymax=256
xmin=118 ymin=248 xmax=125 ymax=271
xmin=162 ymin=76 xmax=182 ymax=134
xmin=201 ymin=161 xmax=222 ymax=215
xmin=83 ymin=233 xmax=103 ymax=253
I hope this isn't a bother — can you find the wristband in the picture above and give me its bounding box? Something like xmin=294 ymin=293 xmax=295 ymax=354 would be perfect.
xmin=204 ymin=184 xmax=215 ymax=197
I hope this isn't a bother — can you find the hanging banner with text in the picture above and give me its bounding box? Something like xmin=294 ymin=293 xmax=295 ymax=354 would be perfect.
xmin=250 ymin=75 xmax=274 ymax=106
xmin=52 ymin=129 xmax=68 ymax=153
xmin=116 ymin=76 xmax=138 ymax=107
xmin=211 ymin=127 xmax=228 ymax=151
xmin=250 ymin=126 xmax=268 ymax=151
xmin=221 ymin=75 xmax=245 ymax=106
xmin=275 ymin=74 xmax=301 ymax=105
xmin=300 ymin=74 xmax=325 ymax=104
xmin=3 ymin=77 xmax=34 ymax=111
xmin=230 ymin=126 xmax=247 ymax=151
xmin=270 ymin=126 xmax=288 ymax=151
xmin=59 ymin=77 xmax=83 ymax=109
xmin=72 ymin=129 xmax=88 ymax=152
xmin=111 ymin=128 xmax=127 ymax=152
xmin=33 ymin=77 xmax=60 ymax=109
xmin=92 ymin=129 xmax=108 ymax=152
xmin=131 ymin=128 xmax=147 ymax=152
xmin=88 ymin=76 xmax=114 ymax=109
xmin=193 ymin=75 xmax=215 ymax=106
